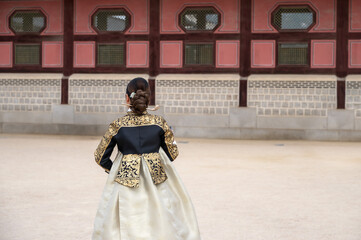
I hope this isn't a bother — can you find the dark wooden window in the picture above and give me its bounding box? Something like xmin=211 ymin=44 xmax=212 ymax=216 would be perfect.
xmin=180 ymin=7 xmax=220 ymax=32
xmin=92 ymin=9 xmax=131 ymax=33
xmin=10 ymin=10 xmax=46 ymax=34
xmin=278 ymin=43 xmax=308 ymax=65
xmin=272 ymin=6 xmax=315 ymax=32
xmin=97 ymin=44 xmax=125 ymax=66
xmin=15 ymin=44 xmax=41 ymax=65
xmin=185 ymin=43 xmax=214 ymax=65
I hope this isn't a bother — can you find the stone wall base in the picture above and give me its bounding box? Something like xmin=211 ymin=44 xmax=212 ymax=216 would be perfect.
xmin=1 ymin=106 xmax=360 ymax=141
xmin=1 ymin=122 xmax=361 ymax=141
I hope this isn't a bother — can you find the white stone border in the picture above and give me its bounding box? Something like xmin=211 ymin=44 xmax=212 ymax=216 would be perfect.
xmin=248 ymin=74 xmax=337 ymax=81
xmin=346 ymin=75 xmax=361 ymax=81
xmin=69 ymin=74 xmax=149 ymax=80
xmin=0 ymin=73 xmax=63 ymax=79
xmin=156 ymin=74 xmax=240 ymax=81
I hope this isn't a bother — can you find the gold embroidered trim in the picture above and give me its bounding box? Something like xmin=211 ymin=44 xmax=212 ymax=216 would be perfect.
xmin=143 ymin=152 xmax=167 ymax=185
xmin=115 ymin=154 xmax=141 ymax=188
xmin=163 ymin=121 xmax=179 ymax=161
xmin=95 ymin=113 xmax=178 ymax=178
xmin=114 ymin=152 xmax=168 ymax=188
xmin=94 ymin=120 xmax=121 ymax=170
xmin=121 ymin=112 xmax=164 ymax=128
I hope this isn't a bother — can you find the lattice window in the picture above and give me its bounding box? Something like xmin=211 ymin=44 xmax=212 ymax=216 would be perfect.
xmin=15 ymin=44 xmax=40 ymax=65
xmin=10 ymin=10 xmax=46 ymax=33
xmin=92 ymin=9 xmax=130 ymax=32
xmin=97 ymin=44 xmax=125 ymax=66
xmin=180 ymin=8 xmax=220 ymax=31
xmin=272 ymin=6 xmax=315 ymax=31
xmin=278 ymin=43 xmax=308 ymax=65
xmin=185 ymin=43 xmax=214 ymax=65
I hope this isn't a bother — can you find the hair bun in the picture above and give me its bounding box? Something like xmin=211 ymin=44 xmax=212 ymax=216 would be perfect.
xmin=126 ymin=77 xmax=151 ymax=115
xmin=131 ymin=89 xmax=150 ymax=114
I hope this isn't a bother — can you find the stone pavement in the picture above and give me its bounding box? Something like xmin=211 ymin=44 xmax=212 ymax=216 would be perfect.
xmin=0 ymin=134 xmax=360 ymax=240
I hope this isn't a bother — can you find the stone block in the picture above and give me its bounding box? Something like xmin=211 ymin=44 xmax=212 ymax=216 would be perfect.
xmin=174 ymin=126 xmax=241 ymax=139
xmin=229 ymin=107 xmax=257 ymax=128
xmin=355 ymin=118 xmax=361 ymax=130
xmin=74 ymin=113 xmax=123 ymax=125
xmin=52 ymin=104 xmax=75 ymax=124
xmin=339 ymin=130 xmax=361 ymax=141
xmin=2 ymin=112 xmax=52 ymax=124
xmin=165 ymin=114 xmax=229 ymax=128
xmin=257 ymin=116 xmax=327 ymax=130
xmin=304 ymin=129 xmax=339 ymax=141
xmin=327 ymin=109 xmax=355 ymax=130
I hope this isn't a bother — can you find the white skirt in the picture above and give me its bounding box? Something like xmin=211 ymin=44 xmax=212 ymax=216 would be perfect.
xmin=92 ymin=149 xmax=201 ymax=240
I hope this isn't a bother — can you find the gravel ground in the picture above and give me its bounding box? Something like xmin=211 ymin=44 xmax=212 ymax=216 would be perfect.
xmin=0 ymin=134 xmax=360 ymax=240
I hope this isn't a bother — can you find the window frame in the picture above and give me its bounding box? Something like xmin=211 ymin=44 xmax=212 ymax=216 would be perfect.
xmin=91 ymin=8 xmax=131 ymax=34
xmin=271 ymin=5 xmax=316 ymax=33
xmin=276 ymin=41 xmax=310 ymax=67
xmin=9 ymin=9 xmax=47 ymax=35
xmin=13 ymin=43 xmax=42 ymax=66
xmin=178 ymin=6 xmax=221 ymax=33
xmin=183 ymin=42 xmax=215 ymax=67
xmin=96 ymin=42 xmax=126 ymax=67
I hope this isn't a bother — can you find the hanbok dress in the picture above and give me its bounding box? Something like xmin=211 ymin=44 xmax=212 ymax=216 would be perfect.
xmin=92 ymin=111 xmax=201 ymax=240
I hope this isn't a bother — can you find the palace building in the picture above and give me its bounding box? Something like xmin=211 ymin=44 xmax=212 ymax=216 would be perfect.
xmin=0 ymin=0 xmax=360 ymax=140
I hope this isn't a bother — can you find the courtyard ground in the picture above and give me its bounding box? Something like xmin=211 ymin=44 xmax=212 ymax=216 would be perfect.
xmin=0 ymin=134 xmax=360 ymax=240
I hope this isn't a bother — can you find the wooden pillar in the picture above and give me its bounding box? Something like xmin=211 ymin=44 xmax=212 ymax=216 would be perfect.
xmin=62 ymin=0 xmax=74 ymax=104
xmin=148 ymin=0 xmax=160 ymax=105
xmin=336 ymin=0 xmax=349 ymax=109
xmin=239 ymin=0 xmax=252 ymax=107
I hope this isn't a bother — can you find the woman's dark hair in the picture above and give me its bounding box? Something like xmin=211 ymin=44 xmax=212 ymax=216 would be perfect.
xmin=126 ymin=77 xmax=150 ymax=115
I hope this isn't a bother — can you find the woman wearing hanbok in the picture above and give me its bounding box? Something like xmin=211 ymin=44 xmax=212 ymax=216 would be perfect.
xmin=92 ymin=77 xmax=201 ymax=240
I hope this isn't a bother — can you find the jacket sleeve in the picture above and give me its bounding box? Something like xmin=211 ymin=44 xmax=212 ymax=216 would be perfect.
xmin=160 ymin=118 xmax=179 ymax=161
xmin=94 ymin=120 xmax=119 ymax=173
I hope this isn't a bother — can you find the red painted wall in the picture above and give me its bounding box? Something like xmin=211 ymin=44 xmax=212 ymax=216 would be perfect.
xmin=311 ymin=40 xmax=336 ymax=68
xmin=349 ymin=40 xmax=361 ymax=68
xmin=74 ymin=0 xmax=149 ymax=35
xmin=252 ymin=0 xmax=336 ymax=33
xmin=350 ymin=0 xmax=361 ymax=32
xmin=0 ymin=0 xmax=63 ymax=36
xmin=160 ymin=0 xmax=240 ymax=34
xmin=74 ymin=41 xmax=95 ymax=68
xmin=0 ymin=42 xmax=12 ymax=68
xmin=160 ymin=41 xmax=183 ymax=68
xmin=216 ymin=40 xmax=239 ymax=68
xmin=126 ymin=41 xmax=149 ymax=68
xmin=42 ymin=41 xmax=63 ymax=68
xmin=251 ymin=40 xmax=275 ymax=68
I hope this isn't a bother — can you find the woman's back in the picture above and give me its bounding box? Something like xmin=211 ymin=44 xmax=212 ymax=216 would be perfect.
xmin=92 ymin=77 xmax=201 ymax=240
xmin=94 ymin=111 xmax=178 ymax=188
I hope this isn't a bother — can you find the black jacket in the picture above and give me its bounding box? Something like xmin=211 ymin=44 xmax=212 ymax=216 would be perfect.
xmin=94 ymin=111 xmax=179 ymax=188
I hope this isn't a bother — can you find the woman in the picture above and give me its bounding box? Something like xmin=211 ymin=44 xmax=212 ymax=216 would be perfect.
xmin=92 ymin=77 xmax=201 ymax=240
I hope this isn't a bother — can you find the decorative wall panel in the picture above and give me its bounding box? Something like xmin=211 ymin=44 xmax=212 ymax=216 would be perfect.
xmin=216 ymin=40 xmax=239 ymax=68
xmin=252 ymin=0 xmax=336 ymax=33
xmin=74 ymin=0 xmax=149 ymax=34
xmin=126 ymin=41 xmax=149 ymax=68
xmin=42 ymin=41 xmax=63 ymax=68
xmin=251 ymin=40 xmax=275 ymax=68
xmin=349 ymin=0 xmax=361 ymax=32
xmin=160 ymin=41 xmax=183 ymax=68
xmin=311 ymin=40 xmax=336 ymax=68
xmin=0 ymin=0 xmax=63 ymax=36
xmin=0 ymin=42 xmax=12 ymax=68
xmin=74 ymin=41 xmax=95 ymax=68
xmin=349 ymin=40 xmax=361 ymax=68
xmin=160 ymin=0 xmax=240 ymax=34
